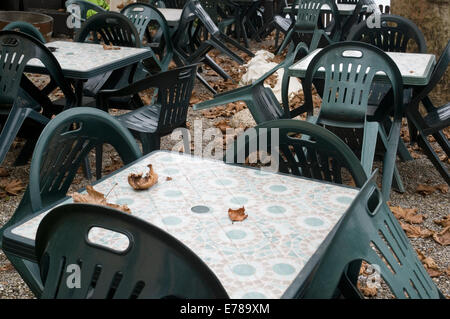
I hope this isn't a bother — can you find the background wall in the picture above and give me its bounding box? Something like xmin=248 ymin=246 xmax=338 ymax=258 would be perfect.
xmin=391 ymin=0 xmax=449 ymax=104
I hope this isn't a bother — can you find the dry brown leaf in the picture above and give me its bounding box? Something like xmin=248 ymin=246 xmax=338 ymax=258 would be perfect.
xmin=228 ymin=206 xmax=248 ymax=222
xmin=433 ymin=226 xmax=450 ymax=246
xmin=4 ymin=180 xmax=24 ymax=196
xmin=102 ymin=43 xmax=120 ymax=50
xmin=390 ymin=206 xmax=426 ymax=224
xmin=128 ymin=164 xmax=158 ymax=190
xmin=0 ymin=263 xmax=13 ymax=272
xmin=214 ymin=119 xmax=232 ymax=134
xmin=357 ymin=282 xmax=378 ymax=297
xmin=416 ymin=183 xmax=449 ymax=195
xmin=70 ymin=185 xmax=131 ymax=214
xmin=400 ymin=222 xmax=434 ymax=238
xmin=416 ymin=249 xmax=443 ymax=277
xmin=166 ymin=176 xmax=172 ymax=181
xmin=0 ymin=168 xmax=9 ymax=177
xmin=434 ymin=216 xmax=450 ymax=228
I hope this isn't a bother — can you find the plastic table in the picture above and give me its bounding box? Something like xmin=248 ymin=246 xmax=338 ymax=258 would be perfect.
xmin=2 ymin=151 xmax=359 ymax=299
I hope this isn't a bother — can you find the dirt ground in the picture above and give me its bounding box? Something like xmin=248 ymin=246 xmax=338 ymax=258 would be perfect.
xmin=0 ymin=35 xmax=449 ymax=299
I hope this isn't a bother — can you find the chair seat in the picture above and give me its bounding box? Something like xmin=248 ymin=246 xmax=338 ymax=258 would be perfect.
xmin=115 ymin=104 xmax=161 ymax=133
xmin=274 ymin=15 xmax=292 ymax=32
xmin=424 ymin=102 xmax=450 ymax=132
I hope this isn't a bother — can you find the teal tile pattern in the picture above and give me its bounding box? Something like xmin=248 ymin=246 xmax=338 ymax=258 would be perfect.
xmin=11 ymin=152 xmax=359 ymax=298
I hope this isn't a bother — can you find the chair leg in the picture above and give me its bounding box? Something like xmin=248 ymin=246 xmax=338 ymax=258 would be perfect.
xmin=196 ymin=72 xmax=217 ymax=95
xmin=96 ymin=144 xmax=103 ymax=180
xmin=204 ymin=55 xmax=231 ymax=81
xmin=418 ymin=133 xmax=450 ymax=185
xmin=139 ymin=133 xmax=161 ymax=155
xmin=0 ymin=106 xmax=48 ymax=166
xmin=3 ymin=253 xmax=43 ymax=298
xmin=13 ymin=137 xmax=38 ymax=166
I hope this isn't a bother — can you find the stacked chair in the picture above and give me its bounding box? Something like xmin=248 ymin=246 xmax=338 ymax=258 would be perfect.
xmin=172 ymin=0 xmax=254 ymax=94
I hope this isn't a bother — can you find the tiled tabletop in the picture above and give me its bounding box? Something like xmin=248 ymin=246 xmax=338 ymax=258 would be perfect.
xmin=158 ymin=8 xmax=182 ymax=27
xmin=284 ymin=3 xmax=360 ymax=15
xmin=288 ymin=48 xmax=436 ymax=86
xmin=7 ymin=151 xmax=359 ymax=299
xmin=25 ymin=41 xmax=154 ymax=79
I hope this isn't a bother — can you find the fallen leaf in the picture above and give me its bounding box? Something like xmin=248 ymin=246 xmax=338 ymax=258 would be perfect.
xmin=416 ymin=250 xmax=443 ymax=277
xmin=434 ymin=216 xmax=450 ymax=228
xmin=70 ymin=185 xmax=131 ymax=214
xmin=400 ymin=222 xmax=433 ymax=238
xmin=0 ymin=263 xmax=13 ymax=272
xmin=4 ymin=180 xmax=24 ymax=196
xmin=228 ymin=206 xmax=248 ymax=222
xmin=128 ymin=164 xmax=158 ymax=190
xmin=357 ymin=282 xmax=378 ymax=297
xmin=102 ymin=43 xmax=120 ymax=50
xmin=0 ymin=168 xmax=9 ymax=177
xmin=433 ymin=226 xmax=450 ymax=246
xmin=390 ymin=206 xmax=426 ymax=224
xmin=166 ymin=177 xmax=172 ymax=181
xmin=416 ymin=184 xmax=449 ymax=195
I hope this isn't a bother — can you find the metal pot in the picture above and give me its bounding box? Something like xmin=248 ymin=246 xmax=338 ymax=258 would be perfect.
xmin=0 ymin=11 xmax=54 ymax=42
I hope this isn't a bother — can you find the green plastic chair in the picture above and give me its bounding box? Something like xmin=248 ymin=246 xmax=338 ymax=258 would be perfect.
xmin=276 ymin=0 xmax=342 ymax=55
xmin=121 ymin=3 xmax=174 ymax=73
xmin=172 ymin=0 xmax=254 ymax=94
xmin=35 ymin=203 xmax=229 ymax=299
xmin=194 ymin=42 xmax=311 ymax=124
xmin=405 ymin=40 xmax=450 ymax=185
xmin=303 ymin=41 xmax=404 ymax=200
xmin=75 ymin=12 xmax=144 ymax=107
xmin=0 ymin=31 xmax=76 ymax=167
xmin=302 ymin=171 xmax=444 ymax=299
xmin=0 ymin=107 xmax=142 ymax=297
xmin=226 ymin=119 xmax=368 ymax=187
xmin=2 ymin=21 xmax=47 ymax=43
xmin=97 ymin=65 xmax=197 ymax=155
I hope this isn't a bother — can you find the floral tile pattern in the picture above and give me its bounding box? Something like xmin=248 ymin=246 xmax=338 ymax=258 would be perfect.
xmin=11 ymin=151 xmax=359 ymax=298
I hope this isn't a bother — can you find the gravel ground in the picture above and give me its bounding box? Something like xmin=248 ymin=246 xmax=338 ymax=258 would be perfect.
xmin=0 ymin=36 xmax=448 ymax=299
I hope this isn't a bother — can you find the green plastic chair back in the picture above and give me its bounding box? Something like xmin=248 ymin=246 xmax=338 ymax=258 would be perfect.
xmin=0 ymin=31 xmax=76 ymax=166
xmin=304 ymin=42 xmax=403 ymax=126
xmin=194 ymin=42 xmax=311 ymax=124
xmin=226 ymin=119 xmax=368 ymax=187
xmin=302 ymin=172 xmax=444 ymax=299
xmin=348 ymin=14 xmax=427 ymax=53
xmin=277 ymin=0 xmax=342 ymax=55
xmin=304 ymin=42 xmax=403 ymax=200
xmin=121 ymin=3 xmax=174 ymax=71
xmin=75 ymin=11 xmax=141 ymax=47
xmin=0 ymin=108 xmax=142 ymax=297
xmin=35 ymin=203 xmax=229 ymax=299
xmin=2 ymin=21 xmax=46 ymax=43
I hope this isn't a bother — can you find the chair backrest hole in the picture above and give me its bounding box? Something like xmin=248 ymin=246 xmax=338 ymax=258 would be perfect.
xmin=87 ymin=226 xmax=131 ymax=253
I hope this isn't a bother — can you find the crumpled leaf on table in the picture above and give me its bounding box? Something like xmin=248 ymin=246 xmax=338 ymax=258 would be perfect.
xmin=128 ymin=164 xmax=158 ymax=190
xmin=433 ymin=226 xmax=450 ymax=246
xmin=69 ymin=185 xmax=131 ymax=214
xmin=400 ymin=222 xmax=434 ymax=238
xmin=102 ymin=43 xmax=120 ymax=50
xmin=389 ymin=206 xmax=427 ymax=224
xmin=228 ymin=206 xmax=248 ymax=222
